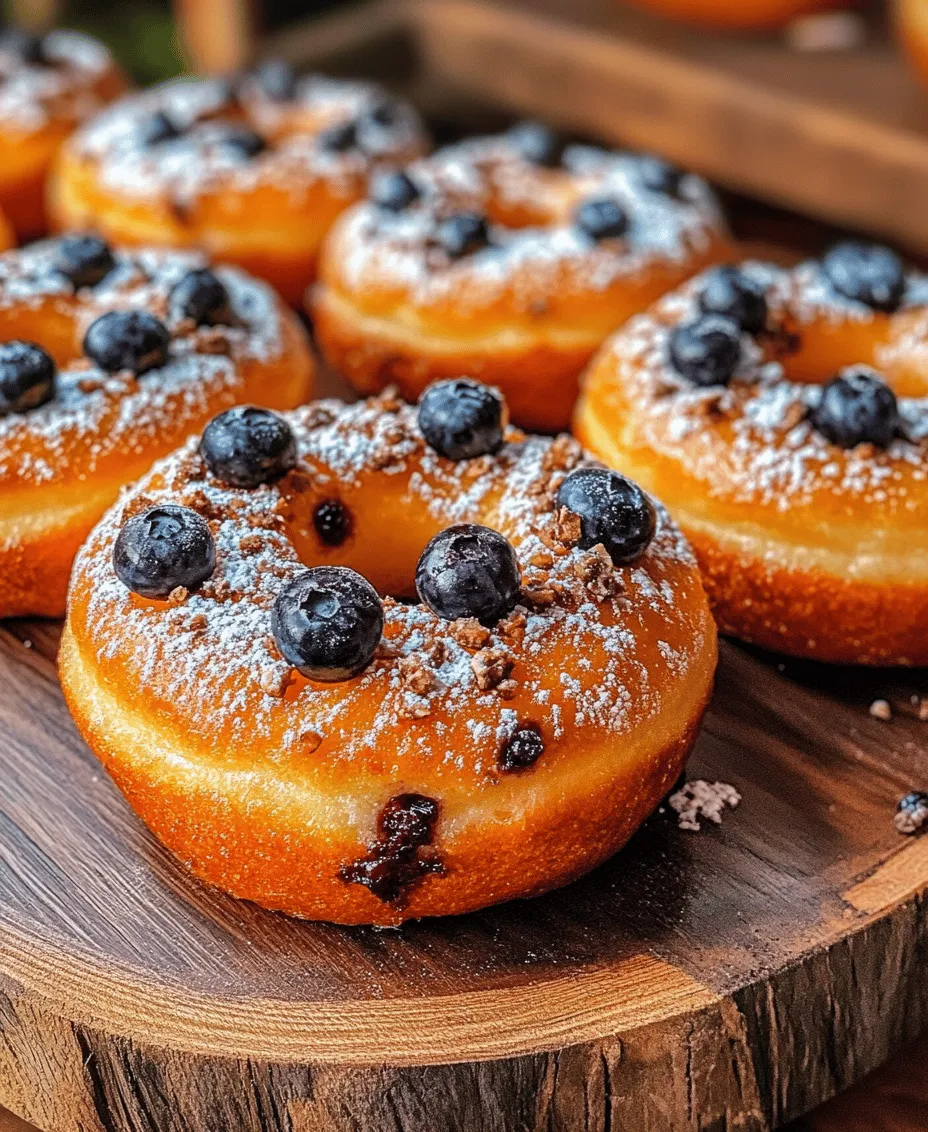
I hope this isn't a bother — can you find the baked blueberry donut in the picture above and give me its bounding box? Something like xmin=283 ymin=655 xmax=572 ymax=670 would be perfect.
xmin=0 ymin=236 xmax=313 ymax=618
xmin=49 ymin=63 xmax=427 ymax=304
xmin=60 ymin=381 xmax=716 ymax=925
xmin=0 ymin=26 xmax=126 ymax=240
xmin=576 ymin=244 xmax=928 ymax=664
xmin=311 ymin=124 xmax=730 ymax=432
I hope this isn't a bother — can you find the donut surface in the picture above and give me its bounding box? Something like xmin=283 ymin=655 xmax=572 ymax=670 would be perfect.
xmin=0 ymin=28 xmax=126 ymax=239
xmin=61 ymin=391 xmax=716 ymax=925
xmin=49 ymin=70 xmax=427 ymax=303
xmin=0 ymin=239 xmax=313 ymax=618
xmin=312 ymin=130 xmax=729 ymax=432
xmin=576 ymin=253 xmax=928 ymax=664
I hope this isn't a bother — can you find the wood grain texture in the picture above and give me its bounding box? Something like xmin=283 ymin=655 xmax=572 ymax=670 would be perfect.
xmin=2 ymin=614 xmax=928 ymax=1130
xmin=413 ymin=0 xmax=928 ymax=252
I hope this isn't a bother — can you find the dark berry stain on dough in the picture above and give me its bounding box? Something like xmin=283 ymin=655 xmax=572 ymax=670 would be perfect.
xmin=340 ymin=793 xmax=444 ymax=905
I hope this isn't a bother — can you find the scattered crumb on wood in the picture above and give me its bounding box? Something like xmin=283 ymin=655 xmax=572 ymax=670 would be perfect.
xmin=669 ymin=780 xmax=741 ymax=832
xmin=869 ymin=699 xmax=892 ymax=722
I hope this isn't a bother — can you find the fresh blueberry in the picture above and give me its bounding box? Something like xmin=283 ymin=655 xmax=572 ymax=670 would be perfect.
xmin=0 ymin=341 xmax=55 ymax=415
xmin=574 ymin=197 xmax=628 ymax=241
xmin=169 ymin=268 xmax=233 ymax=326
xmin=418 ymin=379 xmax=505 ymax=461
xmin=313 ymin=499 xmax=352 ymax=547
xmin=83 ymin=311 xmax=171 ymax=375
xmin=636 ymin=154 xmax=684 ymax=197
xmin=364 ymin=100 xmax=400 ymax=127
xmin=508 ymin=120 xmax=563 ymax=167
xmin=822 ymin=241 xmax=906 ymax=313
xmin=809 ymin=366 xmax=899 ymax=448
xmin=499 ymin=724 xmax=544 ymax=772
xmin=137 ymin=110 xmax=183 ymax=147
xmin=199 ymin=406 xmax=296 ymax=488
xmin=667 ymin=314 xmax=741 ymax=387
xmin=219 ymin=126 xmax=266 ymax=160
xmin=698 ymin=266 xmax=768 ymax=334
xmin=272 ymin=566 xmax=384 ymax=682
xmin=415 ymin=524 xmax=520 ymax=625
xmin=370 ymin=169 xmax=420 ymax=212
xmin=54 ymin=235 xmax=116 ymax=290
xmin=435 ymin=212 xmax=490 ymax=259
xmin=0 ymin=29 xmax=46 ymax=64
xmin=113 ymin=504 xmax=215 ymax=599
xmin=556 ymin=467 xmax=656 ymax=565
xmin=319 ymin=120 xmax=358 ymax=153
xmin=254 ymin=57 xmax=296 ymax=101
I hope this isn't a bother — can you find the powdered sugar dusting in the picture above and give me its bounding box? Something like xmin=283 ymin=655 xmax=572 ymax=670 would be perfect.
xmin=72 ymin=396 xmax=712 ymax=790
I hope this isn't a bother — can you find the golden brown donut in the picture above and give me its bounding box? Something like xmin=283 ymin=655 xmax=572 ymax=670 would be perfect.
xmin=576 ymin=248 xmax=928 ymax=664
xmin=49 ymin=67 xmax=427 ymax=304
xmin=311 ymin=127 xmax=730 ymax=432
xmin=60 ymin=386 xmax=716 ymax=926
xmin=0 ymin=237 xmax=313 ymax=618
xmin=624 ymin=0 xmax=845 ymax=29
xmin=897 ymin=0 xmax=928 ymax=90
xmin=0 ymin=27 xmax=126 ymax=240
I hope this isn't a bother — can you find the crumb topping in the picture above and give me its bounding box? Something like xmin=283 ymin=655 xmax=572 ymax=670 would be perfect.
xmin=669 ymin=779 xmax=741 ymax=831
xmin=73 ymin=395 xmax=709 ymax=791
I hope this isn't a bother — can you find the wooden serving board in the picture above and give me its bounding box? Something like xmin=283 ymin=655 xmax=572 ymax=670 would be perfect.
xmin=3 ymin=553 xmax=928 ymax=1130
xmin=414 ymin=0 xmax=928 ymax=253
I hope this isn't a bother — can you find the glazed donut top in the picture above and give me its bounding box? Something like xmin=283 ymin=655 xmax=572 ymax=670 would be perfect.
xmin=66 ymin=68 xmax=426 ymax=213
xmin=0 ymin=28 xmax=121 ymax=134
xmin=70 ymin=391 xmax=711 ymax=802
xmin=589 ymin=248 xmax=928 ymax=536
xmin=324 ymin=125 xmax=726 ymax=315
xmin=0 ymin=239 xmax=293 ymax=491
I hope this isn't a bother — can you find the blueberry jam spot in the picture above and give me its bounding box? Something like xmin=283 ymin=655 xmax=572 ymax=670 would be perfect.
xmin=415 ymin=523 xmax=521 ymax=625
xmin=500 ymin=724 xmax=544 ymax=772
xmin=272 ymin=566 xmax=383 ymax=682
xmin=340 ymin=793 xmax=443 ymax=906
xmin=313 ymin=499 xmax=352 ymax=547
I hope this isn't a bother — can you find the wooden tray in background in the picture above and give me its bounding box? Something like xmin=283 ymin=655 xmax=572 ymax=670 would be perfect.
xmin=414 ymin=0 xmax=928 ymax=253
